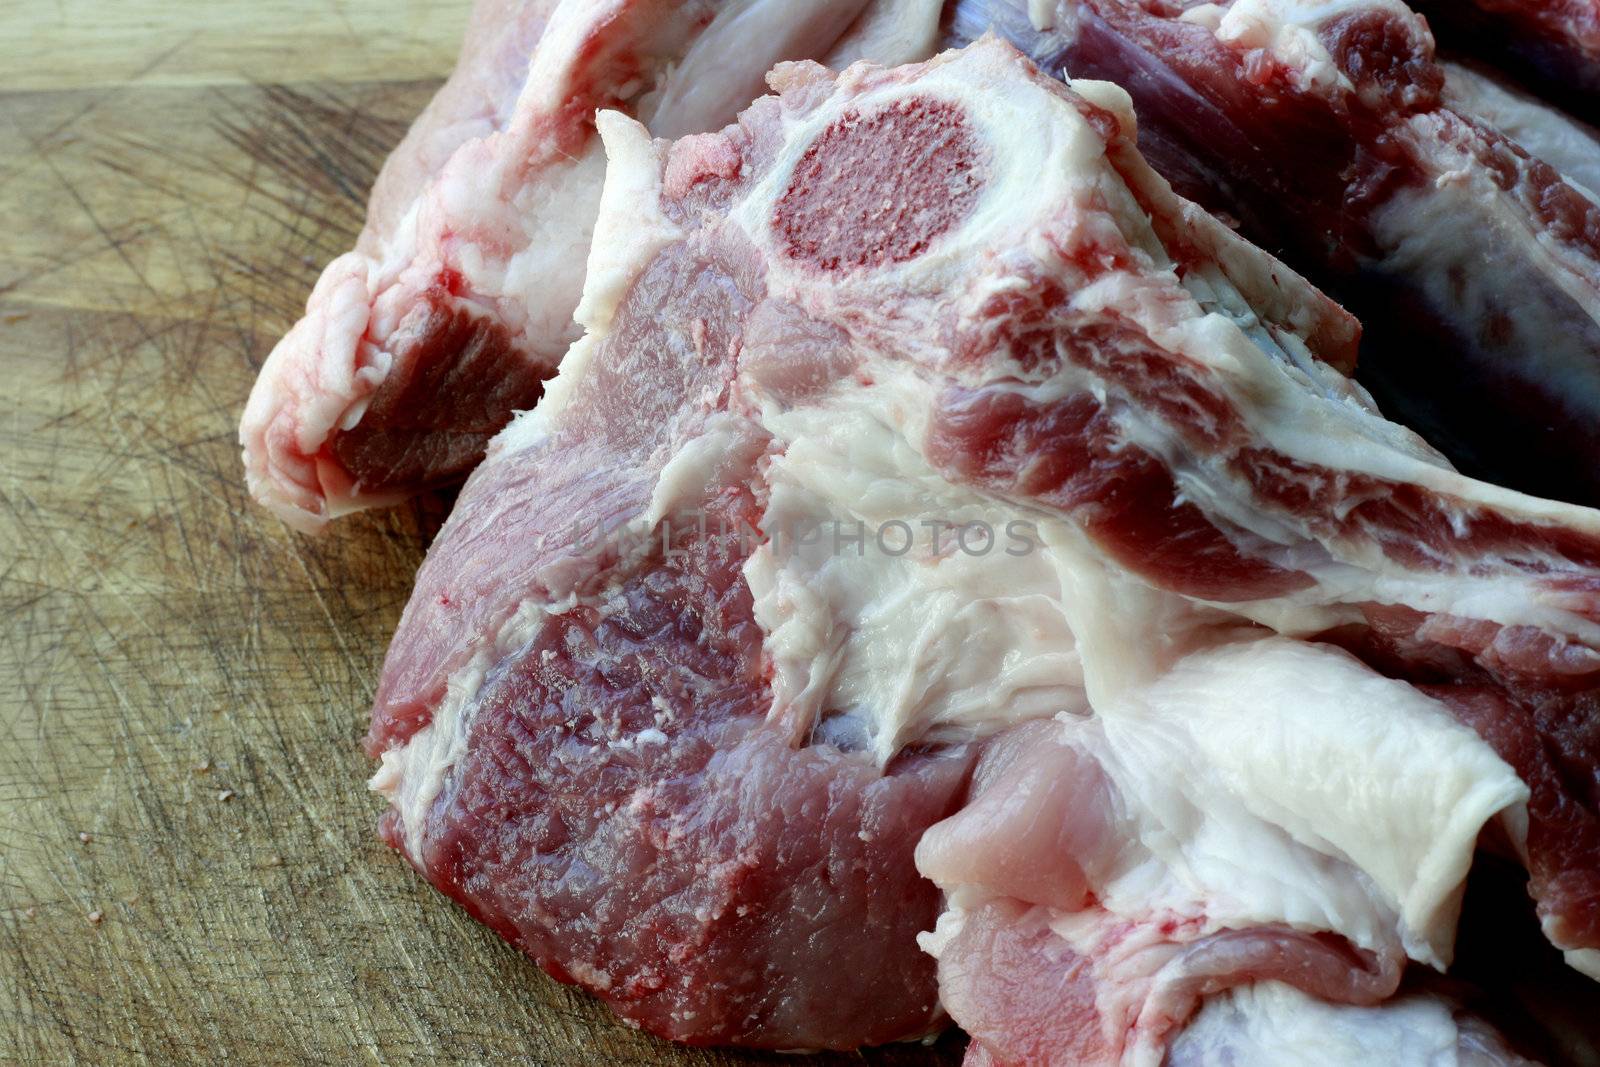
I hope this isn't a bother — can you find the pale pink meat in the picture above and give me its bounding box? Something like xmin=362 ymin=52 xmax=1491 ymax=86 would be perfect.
xmin=916 ymin=719 xmax=1503 ymax=1065
xmin=361 ymin=0 xmax=563 ymax=252
xmin=239 ymin=0 xmax=942 ymax=531
xmin=934 ymin=898 xmax=1403 ymax=1066
xmin=364 ymin=37 xmax=1600 ymax=1057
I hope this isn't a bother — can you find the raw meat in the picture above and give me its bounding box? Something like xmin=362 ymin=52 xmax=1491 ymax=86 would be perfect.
xmin=366 ymin=35 xmax=1600 ymax=1057
xmin=915 ymin=571 xmax=1526 ymax=1064
xmin=240 ymin=0 xmax=944 ymax=531
xmin=240 ymin=0 xmax=564 ymax=529
xmin=244 ymin=0 xmax=1600 ymax=532
xmin=360 ymin=0 xmax=563 ymax=254
xmin=947 ymin=0 xmax=1600 ymax=508
xmin=1441 ymin=59 xmax=1600 ymax=200
xmin=1410 ymin=0 xmax=1600 ymax=112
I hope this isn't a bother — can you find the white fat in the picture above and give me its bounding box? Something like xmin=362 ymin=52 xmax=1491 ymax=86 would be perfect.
xmin=367 ymin=652 xmax=491 ymax=864
xmin=1043 ymin=537 xmax=1526 ymax=967
xmin=373 ymin=200 xmax=424 ymax=284
xmin=574 ymin=112 xmax=683 ymax=337
xmin=1094 ymin=639 xmax=1525 ymax=966
xmin=491 ymin=111 xmax=682 ymax=460
xmin=488 ymin=337 xmax=596 ymax=461
xmin=1563 ymin=945 xmax=1600 ymax=981
xmin=1170 ymin=983 xmax=1489 ymax=1067
xmin=915 ymin=913 xmax=956 ymax=968
xmin=515 ymin=0 xmax=625 ymax=116
xmin=1442 ymin=61 xmax=1600 ymax=203
xmin=1179 ymin=0 xmax=1410 ymax=95
xmin=498 ymin=145 xmax=611 ymax=344
xmin=910 ymin=567 xmax=1523 ymax=1059
xmin=369 ymin=594 xmax=578 ymax=863
xmin=743 ymin=367 xmax=1088 ymax=764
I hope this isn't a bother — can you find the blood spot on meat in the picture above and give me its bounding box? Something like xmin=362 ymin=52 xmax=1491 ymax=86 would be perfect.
xmin=773 ymin=98 xmax=986 ymax=272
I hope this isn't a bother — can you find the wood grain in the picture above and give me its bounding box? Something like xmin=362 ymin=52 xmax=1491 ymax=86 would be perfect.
xmin=7 ymin=2 xmax=481 ymax=92
xmin=0 ymin=6 xmax=966 ymax=1064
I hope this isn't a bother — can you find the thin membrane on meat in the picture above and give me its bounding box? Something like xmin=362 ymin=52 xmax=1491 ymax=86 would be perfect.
xmin=239 ymin=0 xmax=945 ymax=531
xmin=1166 ymin=982 xmax=1538 ymax=1067
xmin=365 ymin=36 xmax=1600 ymax=1057
xmin=916 ymin=543 xmax=1526 ymax=1065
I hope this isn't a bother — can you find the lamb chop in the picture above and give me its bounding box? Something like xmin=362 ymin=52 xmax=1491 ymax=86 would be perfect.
xmin=240 ymin=0 xmax=944 ymax=531
xmin=365 ymin=35 xmax=1599 ymax=1059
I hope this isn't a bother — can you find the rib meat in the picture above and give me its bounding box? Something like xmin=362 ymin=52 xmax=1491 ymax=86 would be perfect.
xmin=242 ymin=0 xmax=1600 ymax=531
xmin=1440 ymin=58 xmax=1600 ymax=199
xmin=947 ymin=0 xmax=1600 ymax=508
xmin=366 ymin=36 xmax=1600 ymax=1056
xmin=240 ymin=0 xmax=944 ymax=531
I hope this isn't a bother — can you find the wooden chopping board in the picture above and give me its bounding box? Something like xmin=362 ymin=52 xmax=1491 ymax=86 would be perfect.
xmin=0 ymin=4 xmax=967 ymax=1063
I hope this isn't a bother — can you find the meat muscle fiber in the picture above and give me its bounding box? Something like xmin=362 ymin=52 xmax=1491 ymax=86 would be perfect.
xmin=366 ymin=37 xmax=1600 ymax=1058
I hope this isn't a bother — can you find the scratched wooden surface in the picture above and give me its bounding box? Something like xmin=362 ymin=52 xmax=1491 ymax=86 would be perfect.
xmin=0 ymin=6 xmax=967 ymax=1064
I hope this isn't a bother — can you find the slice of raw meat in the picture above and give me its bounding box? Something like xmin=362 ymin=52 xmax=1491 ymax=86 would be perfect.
xmin=947 ymin=0 xmax=1600 ymax=508
xmin=240 ymin=0 xmax=945 ymax=531
xmin=366 ymin=34 xmax=1600 ymax=1053
xmin=363 ymin=36 xmax=1350 ymax=1048
xmin=1410 ymin=0 xmax=1600 ymax=113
